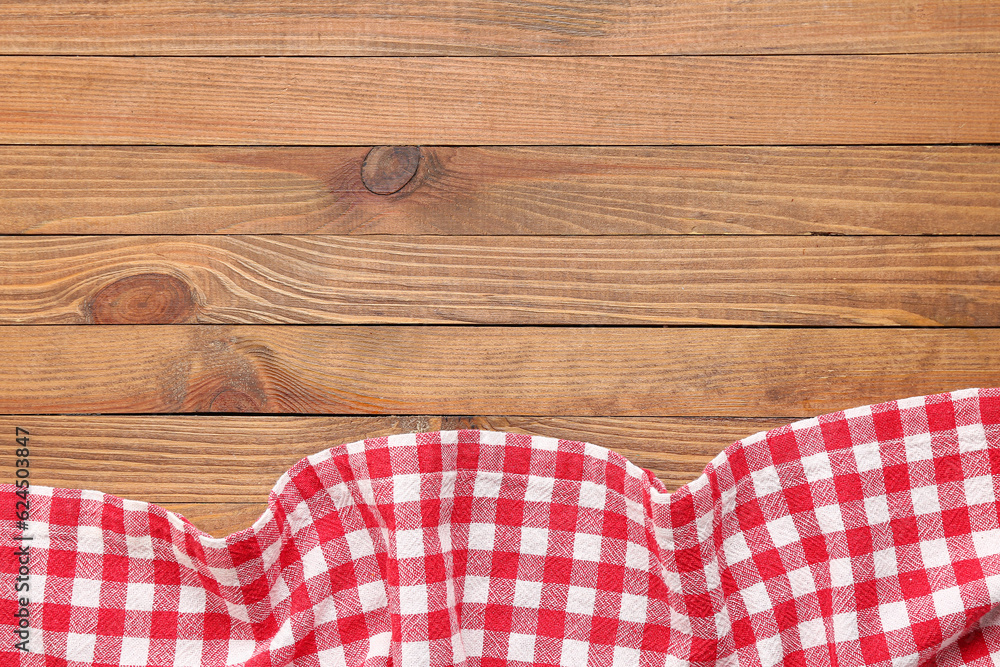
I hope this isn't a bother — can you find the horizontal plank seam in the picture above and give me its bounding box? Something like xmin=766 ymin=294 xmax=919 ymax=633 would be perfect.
xmin=2 ymin=234 xmax=999 ymax=239
xmin=2 ymin=53 xmax=999 ymax=59
xmin=4 ymin=324 xmax=1000 ymax=329
xmin=4 ymin=233 xmax=1000 ymax=238
xmin=0 ymin=143 xmax=997 ymax=149
xmin=0 ymin=413 xmax=821 ymax=419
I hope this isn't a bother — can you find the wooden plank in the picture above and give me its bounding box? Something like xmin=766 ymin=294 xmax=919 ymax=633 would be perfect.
xmin=0 ymin=415 xmax=440 ymax=502
xmin=442 ymin=416 xmax=793 ymax=491
xmin=2 ymin=146 xmax=999 ymax=235
xmin=0 ymin=56 xmax=997 ymax=145
xmin=2 ymin=326 xmax=998 ymax=416
xmin=0 ymin=414 xmax=785 ymax=501
xmin=0 ymin=1 xmax=996 ymax=56
xmin=158 ymin=504 xmax=267 ymax=538
xmin=4 ymin=235 xmax=1000 ymax=326
xmin=1 ymin=414 xmax=790 ymax=535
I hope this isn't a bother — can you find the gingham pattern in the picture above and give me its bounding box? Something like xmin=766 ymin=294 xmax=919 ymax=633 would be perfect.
xmin=3 ymin=387 xmax=1000 ymax=666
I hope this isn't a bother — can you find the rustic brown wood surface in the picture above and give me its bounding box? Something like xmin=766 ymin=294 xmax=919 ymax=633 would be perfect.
xmin=0 ymin=414 xmax=790 ymax=536
xmin=157 ymin=504 xmax=269 ymax=538
xmin=0 ymin=416 xmax=442 ymax=503
xmin=2 ymin=146 xmax=998 ymax=235
xmin=1 ymin=56 xmax=998 ymax=145
xmin=2 ymin=1 xmax=997 ymax=55
xmin=3 ymin=326 xmax=999 ymax=417
xmin=3 ymin=235 xmax=1000 ymax=326
xmin=0 ymin=414 xmax=788 ymax=498
xmin=1 ymin=4 xmax=997 ymax=538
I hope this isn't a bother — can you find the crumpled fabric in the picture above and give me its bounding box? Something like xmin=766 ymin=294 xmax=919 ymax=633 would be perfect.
xmin=3 ymin=387 xmax=1000 ymax=666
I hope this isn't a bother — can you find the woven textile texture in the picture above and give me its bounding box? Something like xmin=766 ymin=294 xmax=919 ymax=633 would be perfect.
xmin=3 ymin=388 xmax=1000 ymax=666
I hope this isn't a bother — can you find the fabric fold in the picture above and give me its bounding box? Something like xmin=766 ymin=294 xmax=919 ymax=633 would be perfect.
xmin=3 ymin=387 xmax=1000 ymax=666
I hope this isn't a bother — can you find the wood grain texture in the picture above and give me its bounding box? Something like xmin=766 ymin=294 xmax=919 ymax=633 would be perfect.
xmin=1 ymin=57 xmax=997 ymax=145
xmin=3 ymin=146 xmax=999 ymax=235
xmin=441 ymin=415 xmax=793 ymax=490
xmin=2 ymin=326 xmax=998 ymax=416
xmin=158 ymin=504 xmax=269 ymax=538
xmin=4 ymin=235 xmax=1000 ymax=326
xmin=1 ymin=1 xmax=996 ymax=56
xmin=1 ymin=414 xmax=791 ymax=535
xmin=0 ymin=414 xmax=785 ymax=501
xmin=0 ymin=415 xmax=440 ymax=502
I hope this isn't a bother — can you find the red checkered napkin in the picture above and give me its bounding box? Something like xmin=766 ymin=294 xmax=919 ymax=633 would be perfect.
xmin=4 ymin=387 xmax=1000 ymax=666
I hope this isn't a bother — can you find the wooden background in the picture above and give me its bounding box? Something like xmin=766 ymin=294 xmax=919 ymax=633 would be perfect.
xmin=1 ymin=1 xmax=999 ymax=537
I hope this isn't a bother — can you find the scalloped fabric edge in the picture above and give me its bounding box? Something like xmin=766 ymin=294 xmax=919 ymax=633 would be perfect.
xmin=3 ymin=387 xmax=1000 ymax=666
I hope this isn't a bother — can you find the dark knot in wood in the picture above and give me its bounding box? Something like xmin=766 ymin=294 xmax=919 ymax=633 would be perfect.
xmin=89 ymin=273 xmax=196 ymax=324
xmin=361 ymin=146 xmax=421 ymax=194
